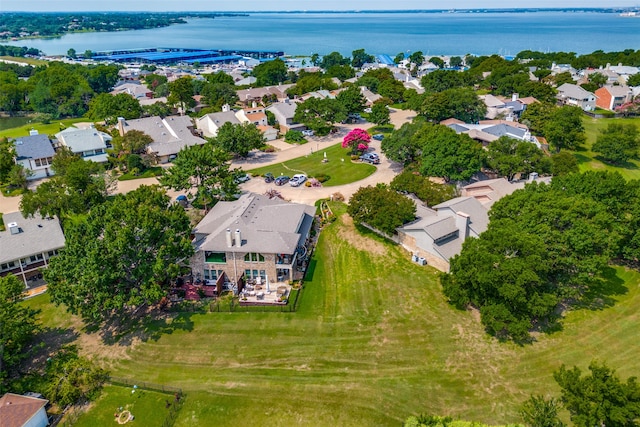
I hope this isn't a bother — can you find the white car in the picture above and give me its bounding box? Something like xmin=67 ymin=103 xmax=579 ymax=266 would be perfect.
xmin=289 ymin=174 xmax=308 ymax=187
xmin=301 ymin=130 xmax=314 ymax=137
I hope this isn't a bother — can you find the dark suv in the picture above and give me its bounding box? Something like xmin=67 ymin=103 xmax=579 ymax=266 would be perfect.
xmin=274 ymin=175 xmax=290 ymax=186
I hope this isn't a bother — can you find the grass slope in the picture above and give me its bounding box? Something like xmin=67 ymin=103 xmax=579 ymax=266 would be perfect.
xmin=575 ymin=115 xmax=640 ymax=180
xmin=23 ymin=205 xmax=640 ymax=426
xmin=246 ymin=143 xmax=376 ymax=186
xmin=0 ymin=117 xmax=89 ymax=139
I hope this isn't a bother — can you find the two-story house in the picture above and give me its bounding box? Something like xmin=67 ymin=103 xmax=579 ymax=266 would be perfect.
xmin=595 ymin=85 xmax=635 ymax=111
xmin=0 ymin=211 xmax=65 ymax=288
xmin=190 ymin=193 xmax=315 ymax=288
xmin=13 ymin=132 xmax=55 ymax=180
xmin=556 ymin=83 xmax=597 ymax=111
xmin=55 ymin=127 xmax=113 ymax=163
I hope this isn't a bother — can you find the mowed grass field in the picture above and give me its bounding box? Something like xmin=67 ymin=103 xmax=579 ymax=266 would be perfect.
xmin=24 ymin=203 xmax=640 ymax=426
xmin=575 ymin=115 xmax=640 ymax=180
xmin=0 ymin=117 xmax=91 ymax=139
xmin=246 ymin=143 xmax=377 ymax=186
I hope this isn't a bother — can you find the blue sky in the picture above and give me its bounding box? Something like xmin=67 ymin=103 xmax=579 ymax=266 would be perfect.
xmin=5 ymin=1 xmax=639 ymax=12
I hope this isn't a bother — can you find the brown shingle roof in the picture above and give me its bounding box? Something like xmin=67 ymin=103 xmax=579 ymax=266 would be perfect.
xmin=0 ymin=393 xmax=48 ymax=427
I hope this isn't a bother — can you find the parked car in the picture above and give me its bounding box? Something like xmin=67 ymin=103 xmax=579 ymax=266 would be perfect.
xmin=234 ymin=173 xmax=251 ymax=183
xmin=372 ymin=133 xmax=384 ymax=141
xmin=360 ymin=152 xmax=380 ymax=164
xmin=289 ymin=174 xmax=308 ymax=187
xmin=274 ymin=175 xmax=290 ymax=186
xmin=302 ymin=130 xmax=314 ymax=137
xmin=264 ymin=172 xmax=274 ymax=183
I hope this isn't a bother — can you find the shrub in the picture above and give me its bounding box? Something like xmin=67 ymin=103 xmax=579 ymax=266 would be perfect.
xmin=314 ymin=174 xmax=330 ymax=183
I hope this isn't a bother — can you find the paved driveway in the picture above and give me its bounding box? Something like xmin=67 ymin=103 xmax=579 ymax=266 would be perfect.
xmin=0 ymin=110 xmax=413 ymax=212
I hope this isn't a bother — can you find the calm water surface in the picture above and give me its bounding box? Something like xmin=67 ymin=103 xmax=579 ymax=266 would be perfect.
xmin=7 ymin=12 xmax=640 ymax=56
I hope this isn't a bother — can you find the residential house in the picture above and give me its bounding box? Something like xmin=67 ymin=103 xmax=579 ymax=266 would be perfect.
xmin=190 ymin=193 xmax=316 ymax=288
xmin=595 ymin=85 xmax=635 ymax=111
xmin=266 ymin=100 xmax=302 ymax=133
xmin=460 ymin=177 xmax=527 ymax=208
xmin=118 ymin=115 xmax=206 ymax=163
xmin=0 ymin=211 xmax=65 ymax=288
xmin=360 ymin=86 xmax=382 ymax=106
xmin=196 ymin=106 xmax=241 ymax=138
xmin=583 ymin=68 xmax=621 ymax=85
xmin=110 ymin=82 xmax=153 ymax=99
xmin=235 ymin=105 xmax=268 ymax=127
xmin=556 ymin=83 xmax=597 ymax=111
xmin=0 ymin=393 xmax=49 ymax=427
xmin=12 ymin=132 xmax=55 ymax=180
xmin=55 ymin=127 xmax=113 ymax=163
xmin=443 ymin=119 xmax=542 ymax=148
xmin=236 ymin=84 xmax=293 ymax=107
xmin=396 ymin=196 xmax=489 ymax=272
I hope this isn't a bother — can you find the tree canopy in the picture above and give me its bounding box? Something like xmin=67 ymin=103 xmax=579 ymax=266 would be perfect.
xmin=0 ymin=275 xmax=40 ymax=390
xmin=45 ymin=185 xmax=194 ymax=322
xmin=87 ymin=92 xmax=142 ymax=124
xmin=486 ymin=136 xmax=551 ymax=180
xmin=592 ymin=123 xmax=639 ymax=165
xmin=348 ymin=184 xmax=416 ymax=235
xmin=215 ymin=122 xmax=265 ymax=158
xmin=416 ymin=88 xmax=487 ymax=123
xmin=252 ymin=59 xmax=288 ymax=86
xmin=554 ymin=361 xmax=640 ymax=427
xmin=293 ymin=97 xmax=347 ymax=136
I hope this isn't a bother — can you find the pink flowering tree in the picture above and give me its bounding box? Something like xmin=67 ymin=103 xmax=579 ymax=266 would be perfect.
xmin=342 ymin=128 xmax=371 ymax=155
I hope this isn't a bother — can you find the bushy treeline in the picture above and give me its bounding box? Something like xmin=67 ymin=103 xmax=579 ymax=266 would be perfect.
xmin=442 ymin=171 xmax=640 ymax=342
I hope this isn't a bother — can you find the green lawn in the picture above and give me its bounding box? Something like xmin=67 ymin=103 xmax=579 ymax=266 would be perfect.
xmin=0 ymin=55 xmax=48 ymax=66
xmin=23 ymin=203 xmax=640 ymax=426
xmin=575 ymin=115 xmax=640 ymax=180
xmin=0 ymin=117 xmax=90 ymax=139
xmin=246 ymin=143 xmax=376 ymax=186
xmin=71 ymin=384 xmax=175 ymax=427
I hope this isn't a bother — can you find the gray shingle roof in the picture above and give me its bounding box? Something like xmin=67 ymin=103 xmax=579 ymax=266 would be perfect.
xmin=13 ymin=134 xmax=55 ymax=160
xmin=482 ymin=124 xmax=527 ymax=139
xmin=433 ymin=196 xmax=489 ymax=236
xmin=55 ymin=128 xmax=112 ymax=152
xmin=194 ymin=193 xmax=316 ymax=254
xmin=557 ymin=83 xmax=594 ymax=100
xmin=0 ymin=211 xmax=65 ymax=264
xmin=266 ymin=102 xmax=298 ymax=121
xmin=122 ymin=115 xmax=206 ymax=157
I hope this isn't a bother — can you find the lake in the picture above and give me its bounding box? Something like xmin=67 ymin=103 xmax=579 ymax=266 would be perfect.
xmin=6 ymin=12 xmax=640 ymax=57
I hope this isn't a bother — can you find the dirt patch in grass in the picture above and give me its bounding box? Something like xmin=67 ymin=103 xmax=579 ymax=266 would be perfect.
xmin=339 ymin=214 xmax=387 ymax=256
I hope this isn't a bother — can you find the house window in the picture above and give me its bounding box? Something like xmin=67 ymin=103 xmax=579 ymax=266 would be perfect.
xmin=35 ymin=159 xmax=42 ymax=167
xmin=204 ymin=269 xmax=222 ymax=281
xmin=243 ymin=253 xmax=264 ymax=262
xmin=205 ymin=252 xmax=226 ymax=263
xmin=46 ymin=157 xmax=53 ymax=164
xmin=95 ymin=148 xmax=104 ymax=154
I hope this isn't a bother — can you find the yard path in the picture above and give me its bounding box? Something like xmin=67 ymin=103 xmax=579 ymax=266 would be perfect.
xmin=0 ymin=109 xmax=415 ymax=213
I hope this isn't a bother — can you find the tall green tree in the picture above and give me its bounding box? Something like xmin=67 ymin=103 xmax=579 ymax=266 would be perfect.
xmin=417 ymin=87 xmax=487 ymax=123
xmin=252 ymin=59 xmax=288 ymax=86
xmin=45 ymin=185 xmax=193 ymax=322
xmin=554 ymin=361 xmax=640 ymax=427
xmin=87 ymin=93 xmax=142 ymax=124
xmin=544 ymin=106 xmax=586 ymax=152
xmin=0 ymin=275 xmax=40 ymax=390
xmin=336 ymin=84 xmax=366 ymax=115
xmin=0 ymin=137 xmax=15 ymax=184
xmin=419 ymin=127 xmax=485 ymax=182
xmin=215 ymin=122 xmax=265 ymax=158
xmin=351 ymin=48 xmax=374 ymax=68
xmin=348 ymin=184 xmax=416 ymax=235
xmin=369 ymin=101 xmax=391 ymax=126
xmin=293 ymin=97 xmax=347 ymax=136
xmin=28 ymin=62 xmax=94 ymax=118
xmin=167 ymin=76 xmax=196 ymax=113
xmin=592 ymin=123 xmax=639 ymax=165
xmin=159 ymin=142 xmax=239 ymax=205
xmin=486 ymin=136 xmax=551 ymax=180
xmin=320 ymin=51 xmax=349 ymax=69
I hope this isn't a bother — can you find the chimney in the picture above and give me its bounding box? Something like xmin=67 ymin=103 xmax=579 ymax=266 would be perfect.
xmin=226 ymin=228 xmax=233 ymax=247
xmin=29 ymin=129 xmax=39 ymax=136
xmin=252 ymin=101 xmax=257 ymax=108
xmin=529 ymin=172 xmax=539 ymax=182
xmin=117 ymin=117 xmax=126 ymax=137
xmin=512 ymin=93 xmax=518 ymax=102
xmin=222 ymin=104 xmax=230 ymax=112
xmin=235 ymin=229 xmax=242 ymax=247
xmin=455 ymin=212 xmax=470 ymax=240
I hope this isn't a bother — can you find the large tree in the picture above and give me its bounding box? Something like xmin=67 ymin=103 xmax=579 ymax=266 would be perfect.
xmin=159 ymin=142 xmax=239 ymax=205
xmin=417 ymin=88 xmax=487 ymax=123
xmin=554 ymin=361 xmax=640 ymax=427
xmin=0 ymin=275 xmax=40 ymax=390
xmin=215 ymin=122 xmax=265 ymax=158
xmin=45 ymin=185 xmax=193 ymax=322
xmin=592 ymin=123 xmax=639 ymax=165
xmin=336 ymin=84 xmax=366 ymax=115
xmin=293 ymin=97 xmax=347 ymax=136
xmin=0 ymin=138 xmax=15 ymax=184
xmin=21 ymin=155 xmax=110 ymax=219
xmin=351 ymin=48 xmax=374 ymax=68
xmin=419 ymin=126 xmax=485 ymax=182
xmin=86 ymin=92 xmax=142 ymax=124
xmin=252 ymin=58 xmax=287 ymax=86
xmin=348 ymin=184 xmax=416 ymax=235
xmin=544 ymin=106 xmax=586 ymax=152
xmin=167 ymin=76 xmax=196 ymax=113
xmin=369 ymin=101 xmax=391 ymax=126
xmin=486 ymin=136 xmax=551 ymax=180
